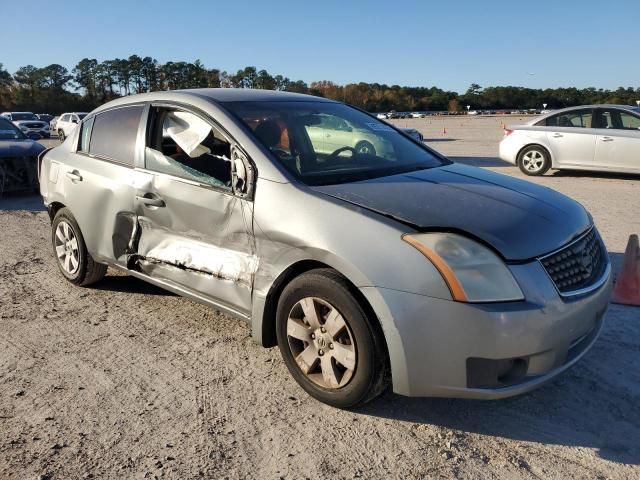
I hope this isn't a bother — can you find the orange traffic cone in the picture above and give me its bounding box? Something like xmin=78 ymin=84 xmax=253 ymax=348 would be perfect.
xmin=612 ymin=234 xmax=640 ymax=306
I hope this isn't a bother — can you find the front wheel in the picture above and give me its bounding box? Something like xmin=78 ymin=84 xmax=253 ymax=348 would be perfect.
xmin=276 ymin=269 xmax=389 ymax=408
xmin=52 ymin=208 xmax=107 ymax=286
xmin=58 ymin=129 xmax=65 ymax=142
xmin=517 ymin=145 xmax=550 ymax=176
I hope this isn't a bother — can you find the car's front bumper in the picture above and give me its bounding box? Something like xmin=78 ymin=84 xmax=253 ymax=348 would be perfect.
xmin=20 ymin=127 xmax=50 ymax=137
xmin=360 ymin=259 xmax=612 ymax=398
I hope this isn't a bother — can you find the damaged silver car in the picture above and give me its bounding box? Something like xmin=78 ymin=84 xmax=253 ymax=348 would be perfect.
xmin=39 ymin=89 xmax=612 ymax=408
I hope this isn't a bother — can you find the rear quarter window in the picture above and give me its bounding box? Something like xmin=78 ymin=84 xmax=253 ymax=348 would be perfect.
xmin=89 ymin=106 xmax=143 ymax=165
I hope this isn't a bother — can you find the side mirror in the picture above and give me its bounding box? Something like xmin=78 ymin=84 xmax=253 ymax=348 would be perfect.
xmin=231 ymin=146 xmax=254 ymax=198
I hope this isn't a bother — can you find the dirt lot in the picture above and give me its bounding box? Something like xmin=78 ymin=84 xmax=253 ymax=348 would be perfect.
xmin=1 ymin=117 xmax=639 ymax=479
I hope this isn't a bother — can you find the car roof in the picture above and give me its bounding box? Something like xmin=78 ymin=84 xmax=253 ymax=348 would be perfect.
xmin=91 ymin=88 xmax=335 ymax=115
xmin=539 ymin=104 xmax=639 ymax=117
xmin=526 ymin=104 xmax=640 ymax=125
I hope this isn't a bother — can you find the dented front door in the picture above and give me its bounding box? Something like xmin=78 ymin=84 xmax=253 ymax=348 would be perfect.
xmin=133 ymin=172 xmax=256 ymax=317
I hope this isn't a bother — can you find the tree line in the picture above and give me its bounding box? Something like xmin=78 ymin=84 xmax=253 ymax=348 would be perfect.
xmin=0 ymin=56 xmax=638 ymax=115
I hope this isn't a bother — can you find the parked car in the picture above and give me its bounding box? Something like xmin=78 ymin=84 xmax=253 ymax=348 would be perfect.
xmin=0 ymin=111 xmax=50 ymax=138
xmin=37 ymin=114 xmax=54 ymax=123
xmin=0 ymin=116 xmax=45 ymax=193
xmin=56 ymin=112 xmax=88 ymax=141
xmin=50 ymin=116 xmax=60 ymax=133
xmin=305 ymin=113 xmax=396 ymax=156
xmin=39 ymin=89 xmax=611 ymax=408
xmin=376 ymin=113 xmax=388 ymax=120
xmin=500 ymin=104 xmax=640 ymax=175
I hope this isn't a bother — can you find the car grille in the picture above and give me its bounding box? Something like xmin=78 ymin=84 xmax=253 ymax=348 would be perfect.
xmin=539 ymin=228 xmax=607 ymax=295
xmin=0 ymin=156 xmax=38 ymax=193
xmin=24 ymin=123 xmax=44 ymax=129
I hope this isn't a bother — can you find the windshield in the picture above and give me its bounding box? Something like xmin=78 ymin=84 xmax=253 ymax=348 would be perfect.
xmin=0 ymin=117 xmax=26 ymax=140
xmin=224 ymin=101 xmax=447 ymax=185
xmin=12 ymin=113 xmax=38 ymax=121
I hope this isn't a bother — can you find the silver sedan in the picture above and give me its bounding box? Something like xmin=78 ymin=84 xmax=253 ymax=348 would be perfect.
xmin=39 ymin=89 xmax=611 ymax=408
xmin=499 ymin=104 xmax=640 ymax=175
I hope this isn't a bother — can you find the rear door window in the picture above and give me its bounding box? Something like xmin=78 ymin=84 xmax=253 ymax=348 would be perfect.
xmin=89 ymin=106 xmax=143 ymax=165
xmin=544 ymin=109 xmax=593 ymax=128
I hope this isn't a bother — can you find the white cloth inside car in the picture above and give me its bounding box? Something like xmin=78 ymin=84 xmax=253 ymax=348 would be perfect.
xmin=165 ymin=111 xmax=212 ymax=157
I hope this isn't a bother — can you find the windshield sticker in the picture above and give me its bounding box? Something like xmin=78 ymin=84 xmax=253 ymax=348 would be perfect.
xmin=365 ymin=122 xmax=394 ymax=132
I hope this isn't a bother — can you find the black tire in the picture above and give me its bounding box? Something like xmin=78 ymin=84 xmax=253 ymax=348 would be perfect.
xmin=276 ymin=268 xmax=389 ymax=408
xmin=52 ymin=208 xmax=107 ymax=286
xmin=355 ymin=140 xmax=376 ymax=156
xmin=517 ymin=145 xmax=550 ymax=176
xmin=58 ymin=129 xmax=65 ymax=142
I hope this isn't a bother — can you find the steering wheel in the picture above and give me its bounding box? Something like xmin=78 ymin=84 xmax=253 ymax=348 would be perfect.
xmin=271 ymin=148 xmax=291 ymax=159
xmin=326 ymin=146 xmax=357 ymax=162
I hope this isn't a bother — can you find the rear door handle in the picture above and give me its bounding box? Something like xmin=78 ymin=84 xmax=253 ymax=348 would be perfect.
xmin=136 ymin=194 xmax=165 ymax=207
xmin=65 ymin=170 xmax=83 ymax=182
xmin=551 ymin=133 xmax=563 ymax=138
xmin=601 ymin=136 xmax=614 ymax=142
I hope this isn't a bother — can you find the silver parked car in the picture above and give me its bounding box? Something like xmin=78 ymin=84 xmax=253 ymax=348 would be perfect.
xmin=500 ymin=104 xmax=640 ymax=175
xmin=39 ymin=89 xmax=612 ymax=408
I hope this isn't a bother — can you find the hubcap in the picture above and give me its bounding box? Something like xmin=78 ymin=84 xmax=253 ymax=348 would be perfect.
xmin=357 ymin=144 xmax=372 ymax=155
xmin=522 ymin=150 xmax=544 ymax=172
xmin=286 ymin=297 xmax=356 ymax=389
xmin=54 ymin=221 xmax=80 ymax=274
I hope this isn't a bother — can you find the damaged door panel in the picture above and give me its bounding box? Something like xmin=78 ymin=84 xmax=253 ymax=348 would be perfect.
xmin=132 ymin=174 xmax=256 ymax=316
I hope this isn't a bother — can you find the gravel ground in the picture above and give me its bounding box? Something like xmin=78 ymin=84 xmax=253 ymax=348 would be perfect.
xmin=1 ymin=118 xmax=639 ymax=479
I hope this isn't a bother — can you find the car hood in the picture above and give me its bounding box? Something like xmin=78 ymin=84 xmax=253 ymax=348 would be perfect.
xmin=14 ymin=120 xmax=47 ymax=126
xmin=311 ymin=163 xmax=591 ymax=260
xmin=0 ymin=139 xmax=45 ymax=158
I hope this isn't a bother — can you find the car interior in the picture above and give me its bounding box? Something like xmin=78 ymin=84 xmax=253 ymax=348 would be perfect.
xmin=146 ymin=108 xmax=232 ymax=188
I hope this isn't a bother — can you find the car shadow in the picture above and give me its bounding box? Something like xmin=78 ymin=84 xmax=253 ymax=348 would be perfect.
xmin=449 ymin=156 xmax=514 ymax=168
xmin=0 ymin=192 xmax=46 ymax=211
xmin=549 ymin=169 xmax=640 ymax=181
xmin=95 ymin=274 xmax=176 ymax=297
xmin=356 ymin=252 xmax=637 ymax=465
xmin=424 ymin=138 xmax=457 ymax=142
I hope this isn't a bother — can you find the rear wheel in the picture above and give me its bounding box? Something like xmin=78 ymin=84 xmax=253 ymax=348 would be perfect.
xmin=517 ymin=145 xmax=550 ymax=176
xmin=52 ymin=208 xmax=107 ymax=286
xmin=276 ymin=269 xmax=389 ymax=408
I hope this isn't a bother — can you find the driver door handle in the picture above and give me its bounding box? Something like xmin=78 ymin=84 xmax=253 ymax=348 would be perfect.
xmin=136 ymin=194 xmax=165 ymax=207
xmin=65 ymin=170 xmax=83 ymax=182
xmin=551 ymin=133 xmax=563 ymax=138
xmin=601 ymin=136 xmax=614 ymax=142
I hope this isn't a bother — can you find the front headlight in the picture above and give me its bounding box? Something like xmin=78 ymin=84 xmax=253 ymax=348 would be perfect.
xmin=403 ymin=232 xmax=524 ymax=302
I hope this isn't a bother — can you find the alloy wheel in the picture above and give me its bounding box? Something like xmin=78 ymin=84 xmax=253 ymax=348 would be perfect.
xmin=286 ymin=297 xmax=357 ymax=389
xmin=522 ymin=149 xmax=545 ymax=172
xmin=54 ymin=221 xmax=80 ymax=275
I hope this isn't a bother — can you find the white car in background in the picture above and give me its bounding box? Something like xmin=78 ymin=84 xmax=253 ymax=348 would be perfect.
xmin=499 ymin=104 xmax=640 ymax=175
xmin=0 ymin=111 xmax=50 ymax=138
xmin=56 ymin=112 xmax=88 ymax=141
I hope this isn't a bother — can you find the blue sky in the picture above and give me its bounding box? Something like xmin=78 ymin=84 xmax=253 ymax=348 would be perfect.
xmin=3 ymin=0 xmax=639 ymax=93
